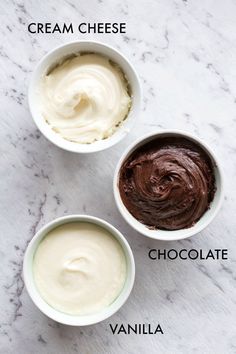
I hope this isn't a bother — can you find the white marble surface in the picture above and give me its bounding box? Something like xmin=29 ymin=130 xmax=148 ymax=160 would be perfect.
xmin=1 ymin=0 xmax=236 ymax=353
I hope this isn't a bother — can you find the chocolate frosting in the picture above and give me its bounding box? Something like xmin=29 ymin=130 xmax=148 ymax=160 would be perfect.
xmin=118 ymin=137 xmax=216 ymax=230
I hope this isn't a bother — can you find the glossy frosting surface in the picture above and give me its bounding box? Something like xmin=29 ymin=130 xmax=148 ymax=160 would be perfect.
xmin=33 ymin=222 xmax=126 ymax=315
xmin=119 ymin=137 xmax=216 ymax=230
xmin=40 ymin=53 xmax=131 ymax=143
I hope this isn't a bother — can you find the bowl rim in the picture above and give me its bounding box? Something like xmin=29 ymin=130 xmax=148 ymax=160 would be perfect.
xmin=28 ymin=39 xmax=142 ymax=154
xmin=113 ymin=129 xmax=224 ymax=241
xmin=23 ymin=214 xmax=135 ymax=326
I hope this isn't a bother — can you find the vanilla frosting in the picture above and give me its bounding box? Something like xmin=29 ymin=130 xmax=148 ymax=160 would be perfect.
xmin=33 ymin=222 xmax=126 ymax=315
xmin=40 ymin=53 xmax=132 ymax=143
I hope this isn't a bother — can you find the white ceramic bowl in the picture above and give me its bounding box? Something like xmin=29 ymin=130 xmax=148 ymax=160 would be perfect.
xmin=114 ymin=130 xmax=224 ymax=241
xmin=23 ymin=215 xmax=135 ymax=325
xmin=28 ymin=40 xmax=141 ymax=153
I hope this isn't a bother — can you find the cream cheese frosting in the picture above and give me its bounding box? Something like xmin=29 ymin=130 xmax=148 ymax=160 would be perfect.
xmin=33 ymin=222 xmax=126 ymax=315
xmin=40 ymin=53 xmax=132 ymax=143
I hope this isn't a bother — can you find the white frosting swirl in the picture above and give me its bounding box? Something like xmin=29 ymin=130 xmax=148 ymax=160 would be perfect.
xmin=40 ymin=54 xmax=131 ymax=143
xmin=33 ymin=222 xmax=126 ymax=315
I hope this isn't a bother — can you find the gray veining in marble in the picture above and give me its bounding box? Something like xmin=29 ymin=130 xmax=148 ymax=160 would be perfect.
xmin=1 ymin=0 xmax=236 ymax=353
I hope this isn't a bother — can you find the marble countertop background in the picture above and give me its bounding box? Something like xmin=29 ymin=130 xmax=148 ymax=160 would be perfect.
xmin=1 ymin=0 xmax=236 ymax=353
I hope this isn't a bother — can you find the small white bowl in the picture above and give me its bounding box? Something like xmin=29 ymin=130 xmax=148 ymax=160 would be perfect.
xmin=114 ymin=130 xmax=224 ymax=241
xmin=23 ymin=215 xmax=135 ymax=326
xmin=28 ymin=40 xmax=141 ymax=153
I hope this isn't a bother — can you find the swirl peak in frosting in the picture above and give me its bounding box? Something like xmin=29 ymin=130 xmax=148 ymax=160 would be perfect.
xmin=119 ymin=137 xmax=216 ymax=230
xmin=40 ymin=53 xmax=132 ymax=144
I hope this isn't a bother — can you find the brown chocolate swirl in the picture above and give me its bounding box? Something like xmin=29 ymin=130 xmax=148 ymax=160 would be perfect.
xmin=118 ymin=137 xmax=216 ymax=230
